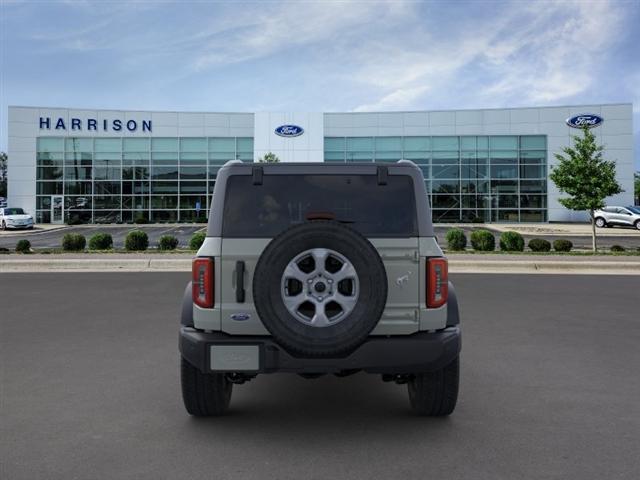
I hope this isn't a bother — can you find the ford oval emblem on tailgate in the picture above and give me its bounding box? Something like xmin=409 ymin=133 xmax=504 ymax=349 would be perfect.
xmin=230 ymin=313 xmax=251 ymax=321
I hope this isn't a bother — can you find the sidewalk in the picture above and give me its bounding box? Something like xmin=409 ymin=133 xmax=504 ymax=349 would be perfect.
xmin=2 ymin=253 xmax=639 ymax=274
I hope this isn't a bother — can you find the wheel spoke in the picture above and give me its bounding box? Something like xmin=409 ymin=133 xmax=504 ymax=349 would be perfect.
xmin=333 ymin=292 xmax=358 ymax=312
xmin=282 ymin=293 xmax=307 ymax=313
xmin=332 ymin=262 xmax=357 ymax=282
xmin=310 ymin=248 xmax=330 ymax=273
xmin=310 ymin=303 xmax=331 ymax=327
xmin=283 ymin=263 xmax=307 ymax=283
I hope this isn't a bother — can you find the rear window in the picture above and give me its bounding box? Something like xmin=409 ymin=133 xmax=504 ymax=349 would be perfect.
xmin=222 ymin=174 xmax=418 ymax=238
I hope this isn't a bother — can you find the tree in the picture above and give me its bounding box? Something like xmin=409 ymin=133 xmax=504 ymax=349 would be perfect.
xmin=0 ymin=152 xmax=7 ymax=198
xmin=258 ymin=152 xmax=280 ymax=163
xmin=634 ymin=171 xmax=640 ymax=205
xmin=549 ymin=127 xmax=622 ymax=252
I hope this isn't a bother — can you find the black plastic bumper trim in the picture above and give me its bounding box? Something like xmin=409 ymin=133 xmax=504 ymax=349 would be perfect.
xmin=179 ymin=327 xmax=461 ymax=374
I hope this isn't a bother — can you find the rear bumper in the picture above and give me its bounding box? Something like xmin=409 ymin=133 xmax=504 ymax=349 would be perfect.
xmin=180 ymin=326 xmax=461 ymax=375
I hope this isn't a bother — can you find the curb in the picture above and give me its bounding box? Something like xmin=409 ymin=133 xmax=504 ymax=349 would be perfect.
xmin=1 ymin=258 xmax=639 ymax=274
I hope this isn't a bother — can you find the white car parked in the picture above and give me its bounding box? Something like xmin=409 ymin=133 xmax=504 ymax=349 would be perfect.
xmin=0 ymin=207 xmax=35 ymax=230
xmin=594 ymin=206 xmax=640 ymax=230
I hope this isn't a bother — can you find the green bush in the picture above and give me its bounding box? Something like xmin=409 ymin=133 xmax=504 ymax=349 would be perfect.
xmin=499 ymin=231 xmax=525 ymax=252
xmin=445 ymin=228 xmax=467 ymax=251
xmin=189 ymin=231 xmax=206 ymax=250
xmin=125 ymin=230 xmax=149 ymax=251
xmin=610 ymin=245 xmax=625 ymax=252
xmin=553 ymin=239 xmax=573 ymax=252
xmin=15 ymin=239 xmax=31 ymax=253
xmin=528 ymin=238 xmax=551 ymax=252
xmin=158 ymin=235 xmax=179 ymax=251
xmin=470 ymin=229 xmax=495 ymax=251
xmin=62 ymin=233 xmax=86 ymax=251
xmin=88 ymin=233 xmax=113 ymax=250
xmin=134 ymin=216 xmax=149 ymax=224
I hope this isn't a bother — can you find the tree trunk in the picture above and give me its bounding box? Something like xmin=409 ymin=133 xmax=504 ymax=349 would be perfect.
xmin=590 ymin=209 xmax=597 ymax=253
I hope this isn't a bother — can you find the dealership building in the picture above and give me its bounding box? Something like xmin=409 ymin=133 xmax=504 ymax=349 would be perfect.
xmin=6 ymin=103 xmax=634 ymax=224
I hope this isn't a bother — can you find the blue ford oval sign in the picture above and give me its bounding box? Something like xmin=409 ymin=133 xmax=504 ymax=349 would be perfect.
xmin=275 ymin=125 xmax=304 ymax=137
xmin=566 ymin=114 xmax=603 ymax=129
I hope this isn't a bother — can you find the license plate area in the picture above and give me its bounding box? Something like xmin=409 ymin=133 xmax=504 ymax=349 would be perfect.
xmin=210 ymin=345 xmax=260 ymax=371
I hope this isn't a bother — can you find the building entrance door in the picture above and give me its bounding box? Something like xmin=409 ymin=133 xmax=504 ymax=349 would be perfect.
xmin=51 ymin=195 xmax=64 ymax=224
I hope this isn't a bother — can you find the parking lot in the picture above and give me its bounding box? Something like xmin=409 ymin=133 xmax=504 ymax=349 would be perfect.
xmin=2 ymin=272 xmax=639 ymax=479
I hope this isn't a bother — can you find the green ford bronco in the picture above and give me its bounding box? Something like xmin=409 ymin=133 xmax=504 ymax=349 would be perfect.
xmin=180 ymin=160 xmax=461 ymax=416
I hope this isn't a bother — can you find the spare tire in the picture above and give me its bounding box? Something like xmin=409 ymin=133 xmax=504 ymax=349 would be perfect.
xmin=253 ymin=221 xmax=387 ymax=357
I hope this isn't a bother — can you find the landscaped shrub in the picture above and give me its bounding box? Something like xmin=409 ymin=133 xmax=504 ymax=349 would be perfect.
xmin=553 ymin=239 xmax=573 ymax=252
xmin=499 ymin=231 xmax=525 ymax=252
xmin=62 ymin=233 xmax=86 ymax=251
xmin=135 ymin=216 xmax=149 ymax=224
xmin=445 ymin=228 xmax=467 ymax=251
xmin=125 ymin=230 xmax=149 ymax=251
xmin=158 ymin=235 xmax=179 ymax=251
xmin=15 ymin=239 xmax=31 ymax=253
xmin=528 ymin=238 xmax=551 ymax=252
xmin=189 ymin=231 xmax=206 ymax=250
xmin=610 ymin=245 xmax=625 ymax=252
xmin=88 ymin=233 xmax=113 ymax=250
xmin=470 ymin=229 xmax=495 ymax=251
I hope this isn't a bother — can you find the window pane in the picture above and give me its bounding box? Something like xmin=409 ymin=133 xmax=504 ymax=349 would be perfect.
xmin=374 ymin=151 xmax=401 ymax=162
xmin=432 ymin=179 xmax=460 ymax=193
xmin=432 ymin=136 xmax=459 ymax=151
xmin=490 ymin=136 xmax=518 ymax=150
xmin=65 ymin=181 xmax=92 ymax=195
xmin=37 ymin=166 xmax=63 ymax=180
xmin=498 ymin=194 xmax=519 ymax=208
xmin=151 ymin=166 xmax=178 ymax=180
xmin=520 ymin=164 xmax=546 ymax=179
xmin=325 ymin=151 xmax=345 ymax=162
xmin=520 ymin=195 xmax=546 ymax=208
xmin=432 ymin=194 xmax=460 ymax=209
xmin=432 ymin=152 xmax=459 ymax=164
xmin=180 ymin=167 xmax=206 ymax=179
xmin=520 ymin=180 xmax=546 ymax=193
xmin=209 ymin=138 xmax=235 ymax=152
xmin=403 ymin=151 xmax=429 ymax=163
xmin=151 ymin=181 xmax=178 ymax=194
xmin=180 ymin=138 xmax=207 ymax=152
xmin=180 ymin=181 xmax=207 ymax=194
xmin=123 ymin=138 xmax=149 ymax=152
xmin=151 ymin=152 xmax=178 ymax=164
xmin=180 ymin=152 xmax=207 ymax=165
xmin=65 ymin=166 xmax=92 ymax=180
xmin=151 ymin=210 xmax=178 ymax=222
xmin=491 ymin=165 xmax=518 ymax=179
xmin=375 ymin=137 xmax=401 ymax=151
xmin=65 ymin=138 xmax=93 ymax=151
xmin=37 ymin=182 xmax=63 ymax=195
xmin=477 ymin=136 xmax=489 ymax=149
xmin=403 ymin=137 xmax=429 ymax=151
xmin=461 ymin=179 xmax=489 ymax=193
xmin=346 ymin=137 xmax=373 ymax=151
xmin=236 ymin=137 xmax=253 ymax=152
xmin=325 ymin=137 xmax=345 ymax=152
xmin=209 ymin=152 xmax=235 ymax=164
xmin=66 ymin=196 xmax=91 ymax=209
xmin=432 ymin=209 xmax=461 ymax=222
xmin=490 ymin=151 xmax=518 ymax=164
xmin=152 ymin=138 xmax=179 ymax=151
xmin=346 ymin=152 xmax=373 ymax=161
xmin=94 ymin=182 xmax=120 ymax=195
xmin=520 ymin=210 xmax=546 ymax=222
xmin=37 ymin=152 xmax=64 ymax=165
xmin=495 ymin=210 xmax=519 ymax=222
xmin=520 ymin=135 xmax=546 ymax=149
xmin=491 ymin=180 xmax=518 ymax=193
xmin=38 ymin=137 xmax=64 ymax=151
xmin=151 ymin=196 xmax=178 ymax=208
xmin=432 ymin=165 xmax=459 ymax=179
xmin=94 ymin=138 xmax=121 ymax=152
xmin=520 ymin=151 xmax=546 ymax=164
xmin=460 ymin=137 xmax=476 ymax=150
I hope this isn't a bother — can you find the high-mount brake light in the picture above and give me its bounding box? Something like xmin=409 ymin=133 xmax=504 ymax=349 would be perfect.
xmin=192 ymin=258 xmax=214 ymax=308
xmin=427 ymin=257 xmax=448 ymax=308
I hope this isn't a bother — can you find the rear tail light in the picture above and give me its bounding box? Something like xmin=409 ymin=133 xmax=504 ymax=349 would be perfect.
xmin=192 ymin=258 xmax=214 ymax=308
xmin=427 ymin=257 xmax=448 ymax=308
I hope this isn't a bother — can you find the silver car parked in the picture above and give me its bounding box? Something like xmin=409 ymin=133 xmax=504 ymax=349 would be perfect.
xmin=594 ymin=206 xmax=640 ymax=230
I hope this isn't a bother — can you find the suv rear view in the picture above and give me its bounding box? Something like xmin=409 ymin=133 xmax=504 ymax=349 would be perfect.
xmin=180 ymin=161 xmax=461 ymax=416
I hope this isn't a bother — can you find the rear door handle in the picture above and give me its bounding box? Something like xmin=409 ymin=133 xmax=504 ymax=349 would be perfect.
xmin=235 ymin=261 xmax=245 ymax=303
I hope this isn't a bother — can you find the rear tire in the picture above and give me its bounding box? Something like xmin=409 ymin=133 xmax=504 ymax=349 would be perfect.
xmin=408 ymin=357 xmax=459 ymax=416
xmin=635 ymin=220 xmax=640 ymax=230
xmin=595 ymin=217 xmax=606 ymax=228
xmin=181 ymin=357 xmax=232 ymax=416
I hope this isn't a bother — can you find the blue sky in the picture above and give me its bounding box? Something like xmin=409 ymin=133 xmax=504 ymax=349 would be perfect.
xmin=1 ymin=0 xmax=639 ymax=167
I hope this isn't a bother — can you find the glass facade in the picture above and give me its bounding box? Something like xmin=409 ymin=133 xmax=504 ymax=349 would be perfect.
xmin=36 ymin=137 xmax=253 ymax=223
xmin=324 ymin=135 xmax=547 ymax=222
xmin=35 ymin=134 xmax=547 ymax=224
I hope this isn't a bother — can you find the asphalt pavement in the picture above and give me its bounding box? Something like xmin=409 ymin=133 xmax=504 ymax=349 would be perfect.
xmin=2 ymin=273 xmax=639 ymax=479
